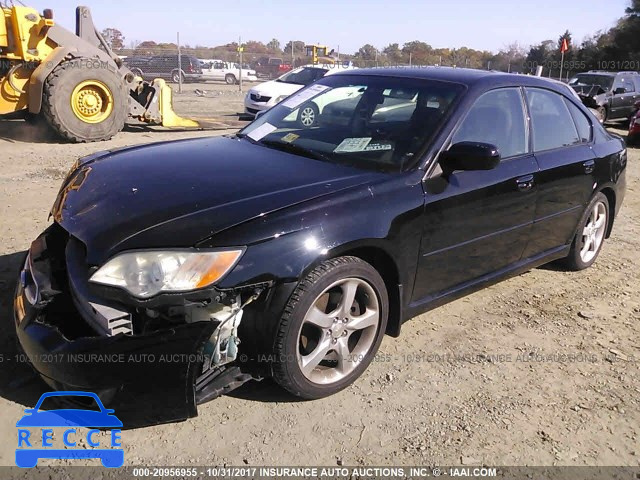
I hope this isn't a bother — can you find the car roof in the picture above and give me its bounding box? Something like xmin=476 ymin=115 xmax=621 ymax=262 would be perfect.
xmin=578 ymin=70 xmax=639 ymax=76
xmin=329 ymin=67 xmax=585 ymax=93
xmin=336 ymin=66 xmax=493 ymax=83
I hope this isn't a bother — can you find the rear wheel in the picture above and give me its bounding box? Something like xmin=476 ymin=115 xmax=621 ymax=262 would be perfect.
xmin=171 ymin=70 xmax=185 ymax=83
xmin=563 ymin=193 xmax=609 ymax=270
xmin=225 ymin=74 xmax=237 ymax=85
xmin=272 ymin=256 xmax=388 ymax=399
xmin=41 ymin=58 xmax=127 ymax=142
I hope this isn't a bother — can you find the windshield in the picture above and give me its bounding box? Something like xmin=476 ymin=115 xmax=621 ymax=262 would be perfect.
xmin=239 ymin=74 xmax=465 ymax=172
xmin=277 ymin=67 xmax=329 ymax=85
xmin=569 ymin=74 xmax=613 ymax=90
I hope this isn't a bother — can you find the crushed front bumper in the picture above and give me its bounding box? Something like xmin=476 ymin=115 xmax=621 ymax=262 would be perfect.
xmin=13 ymin=225 xmax=250 ymax=426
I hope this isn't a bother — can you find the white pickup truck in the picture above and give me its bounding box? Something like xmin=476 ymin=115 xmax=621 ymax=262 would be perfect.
xmin=199 ymin=59 xmax=258 ymax=85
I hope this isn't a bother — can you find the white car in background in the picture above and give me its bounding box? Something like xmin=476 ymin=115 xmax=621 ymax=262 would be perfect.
xmin=244 ymin=64 xmax=355 ymax=118
xmin=199 ymin=59 xmax=258 ymax=85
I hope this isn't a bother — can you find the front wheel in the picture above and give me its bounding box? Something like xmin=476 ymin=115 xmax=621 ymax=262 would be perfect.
xmin=563 ymin=192 xmax=609 ymax=271
xmin=41 ymin=58 xmax=127 ymax=142
xmin=272 ymin=256 xmax=388 ymax=399
xmin=597 ymin=106 xmax=608 ymax=124
xmin=297 ymin=103 xmax=319 ymax=128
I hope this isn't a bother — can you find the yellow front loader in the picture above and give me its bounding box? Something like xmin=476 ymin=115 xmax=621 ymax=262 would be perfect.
xmin=0 ymin=5 xmax=203 ymax=142
xmin=305 ymin=44 xmax=336 ymax=66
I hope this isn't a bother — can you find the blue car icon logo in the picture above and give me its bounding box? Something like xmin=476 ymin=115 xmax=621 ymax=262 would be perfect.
xmin=16 ymin=391 xmax=123 ymax=468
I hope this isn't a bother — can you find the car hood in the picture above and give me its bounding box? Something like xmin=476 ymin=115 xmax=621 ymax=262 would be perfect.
xmin=249 ymin=80 xmax=302 ymax=98
xmin=54 ymin=136 xmax=382 ymax=265
xmin=571 ymin=84 xmax=607 ymax=96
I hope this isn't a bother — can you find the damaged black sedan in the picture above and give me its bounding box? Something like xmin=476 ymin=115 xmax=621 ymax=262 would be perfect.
xmin=14 ymin=68 xmax=626 ymax=424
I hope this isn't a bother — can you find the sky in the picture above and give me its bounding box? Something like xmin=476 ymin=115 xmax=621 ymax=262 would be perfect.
xmin=27 ymin=0 xmax=630 ymax=54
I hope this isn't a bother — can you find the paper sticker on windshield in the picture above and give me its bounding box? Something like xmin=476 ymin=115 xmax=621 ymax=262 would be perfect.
xmin=247 ymin=122 xmax=277 ymax=141
xmin=364 ymin=142 xmax=393 ymax=152
xmin=281 ymin=133 xmax=299 ymax=143
xmin=334 ymin=137 xmax=372 ymax=153
xmin=281 ymin=84 xmax=331 ymax=109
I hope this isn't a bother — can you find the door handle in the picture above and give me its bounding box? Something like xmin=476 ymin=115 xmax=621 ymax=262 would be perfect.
xmin=583 ymin=159 xmax=595 ymax=174
xmin=516 ymin=174 xmax=534 ymax=192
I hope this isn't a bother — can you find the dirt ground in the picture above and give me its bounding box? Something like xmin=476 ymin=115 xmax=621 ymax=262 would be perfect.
xmin=0 ymin=82 xmax=638 ymax=468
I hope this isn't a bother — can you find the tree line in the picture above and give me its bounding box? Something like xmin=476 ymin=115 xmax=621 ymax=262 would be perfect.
xmin=101 ymin=0 xmax=640 ymax=77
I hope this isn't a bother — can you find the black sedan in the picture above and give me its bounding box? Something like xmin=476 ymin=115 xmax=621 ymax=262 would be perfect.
xmin=14 ymin=68 xmax=626 ymax=424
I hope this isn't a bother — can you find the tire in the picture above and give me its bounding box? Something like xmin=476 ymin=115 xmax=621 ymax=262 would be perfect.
xmin=297 ymin=102 xmax=319 ymax=128
xmin=562 ymin=192 xmax=609 ymax=271
xmin=597 ymin=106 xmax=608 ymax=124
xmin=171 ymin=70 xmax=185 ymax=83
xmin=225 ymin=74 xmax=237 ymax=85
xmin=272 ymin=256 xmax=388 ymax=399
xmin=41 ymin=58 xmax=127 ymax=143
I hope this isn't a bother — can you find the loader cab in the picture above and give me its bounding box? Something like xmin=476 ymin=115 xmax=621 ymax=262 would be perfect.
xmin=305 ymin=44 xmax=334 ymax=65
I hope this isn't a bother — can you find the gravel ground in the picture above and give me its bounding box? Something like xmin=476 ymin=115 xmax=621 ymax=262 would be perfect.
xmin=0 ymin=85 xmax=638 ymax=468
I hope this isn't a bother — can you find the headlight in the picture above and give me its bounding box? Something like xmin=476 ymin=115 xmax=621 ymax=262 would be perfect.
xmin=89 ymin=249 xmax=244 ymax=298
xmin=275 ymin=95 xmax=289 ymax=103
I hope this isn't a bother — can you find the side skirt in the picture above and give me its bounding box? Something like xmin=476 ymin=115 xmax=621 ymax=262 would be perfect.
xmin=402 ymin=244 xmax=571 ymax=324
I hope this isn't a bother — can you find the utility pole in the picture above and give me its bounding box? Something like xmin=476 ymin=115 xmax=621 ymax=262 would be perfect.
xmin=238 ymin=36 xmax=243 ymax=93
xmin=177 ymin=32 xmax=182 ymax=93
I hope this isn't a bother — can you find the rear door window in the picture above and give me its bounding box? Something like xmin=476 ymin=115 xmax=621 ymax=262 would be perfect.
xmin=525 ymin=88 xmax=580 ymax=152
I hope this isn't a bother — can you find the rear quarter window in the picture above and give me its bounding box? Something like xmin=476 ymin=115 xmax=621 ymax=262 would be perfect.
xmin=564 ymin=99 xmax=593 ymax=143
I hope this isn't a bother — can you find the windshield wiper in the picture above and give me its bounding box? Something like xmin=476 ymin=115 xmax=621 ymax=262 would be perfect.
xmin=259 ymin=139 xmax=331 ymax=162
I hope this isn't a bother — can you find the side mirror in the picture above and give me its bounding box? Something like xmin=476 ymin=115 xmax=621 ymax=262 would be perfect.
xmin=439 ymin=142 xmax=500 ymax=175
xmin=614 ymin=87 xmax=626 ymax=95
xmin=254 ymin=110 xmax=267 ymax=120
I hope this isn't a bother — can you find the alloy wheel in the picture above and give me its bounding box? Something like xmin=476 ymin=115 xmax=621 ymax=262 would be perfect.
xmin=580 ymin=201 xmax=607 ymax=263
xmin=296 ymin=278 xmax=380 ymax=385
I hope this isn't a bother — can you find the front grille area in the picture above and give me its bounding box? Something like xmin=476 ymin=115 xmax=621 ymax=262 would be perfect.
xmin=25 ymin=224 xmax=98 ymax=340
xmin=250 ymin=94 xmax=271 ymax=103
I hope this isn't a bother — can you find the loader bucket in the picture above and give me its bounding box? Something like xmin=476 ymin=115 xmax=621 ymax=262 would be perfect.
xmin=149 ymin=79 xmax=249 ymax=131
xmin=155 ymin=79 xmax=200 ymax=128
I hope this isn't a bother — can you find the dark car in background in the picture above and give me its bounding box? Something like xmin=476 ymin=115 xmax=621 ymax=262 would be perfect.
xmin=14 ymin=68 xmax=626 ymax=424
xmin=123 ymin=54 xmax=202 ymax=83
xmin=569 ymin=71 xmax=640 ymax=122
xmin=252 ymin=56 xmax=293 ymax=79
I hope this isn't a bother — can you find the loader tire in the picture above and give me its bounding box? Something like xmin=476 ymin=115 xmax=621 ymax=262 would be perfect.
xmin=42 ymin=58 xmax=127 ymax=143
